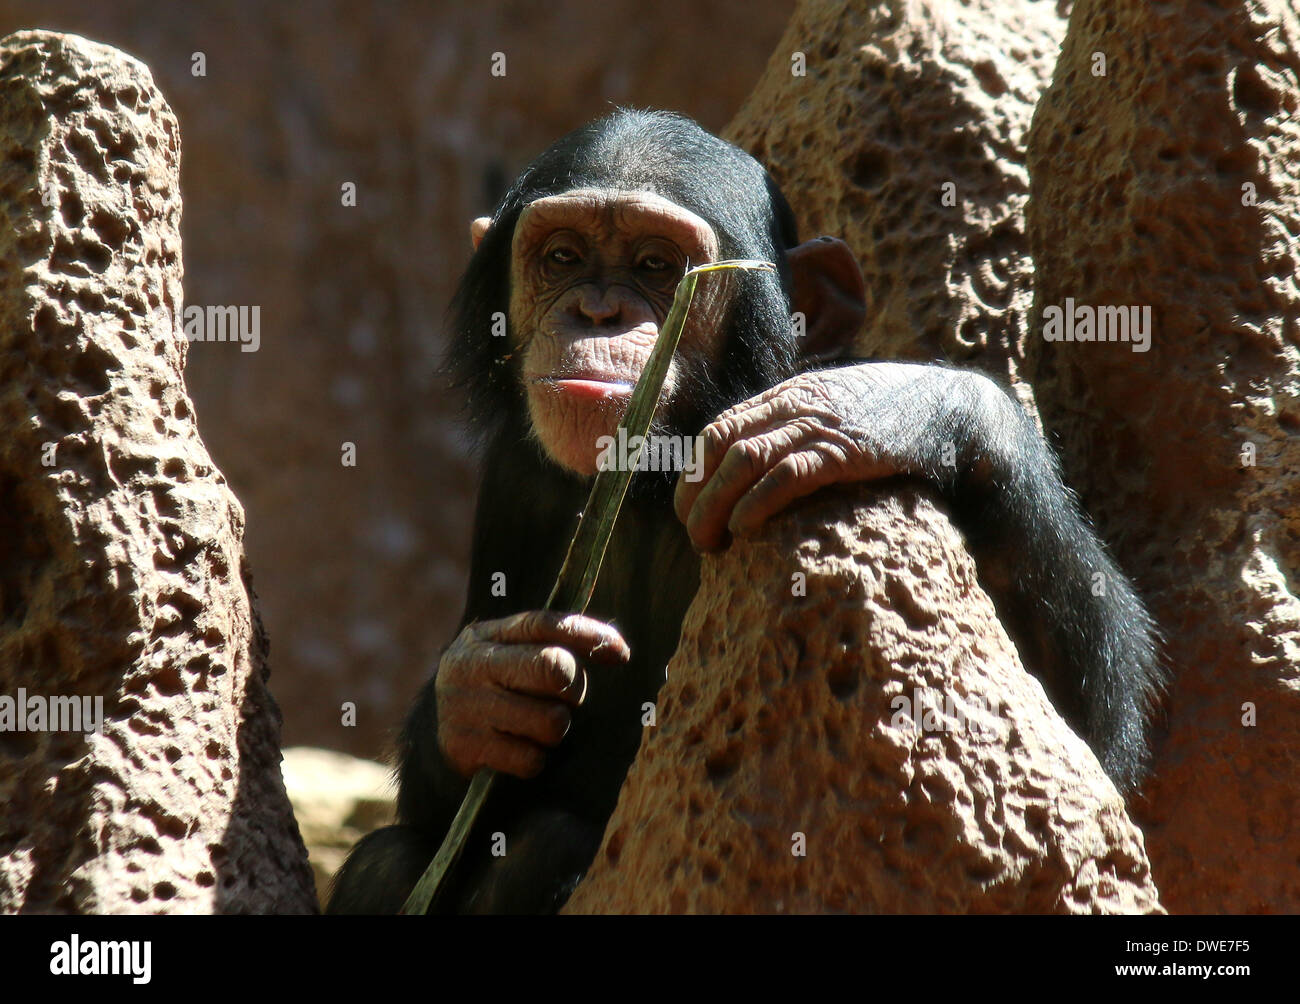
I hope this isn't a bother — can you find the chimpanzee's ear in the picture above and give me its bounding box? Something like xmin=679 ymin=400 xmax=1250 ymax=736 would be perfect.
xmin=470 ymin=216 xmax=493 ymax=251
xmin=786 ymin=236 xmax=866 ymax=365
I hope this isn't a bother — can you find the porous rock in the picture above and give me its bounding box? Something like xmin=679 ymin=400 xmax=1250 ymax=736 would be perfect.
xmin=564 ymin=486 xmax=1162 ymax=914
xmin=726 ymin=0 xmax=1070 ymax=416
xmin=1025 ymin=0 xmax=1300 ymax=913
xmin=0 ymin=30 xmax=315 ymax=913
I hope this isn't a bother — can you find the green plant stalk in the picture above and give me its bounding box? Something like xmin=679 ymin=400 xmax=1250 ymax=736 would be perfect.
xmin=400 ymin=259 xmax=774 ymax=915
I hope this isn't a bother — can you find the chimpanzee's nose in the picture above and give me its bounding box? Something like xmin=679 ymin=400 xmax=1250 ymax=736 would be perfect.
xmin=575 ymin=285 xmax=623 ymax=325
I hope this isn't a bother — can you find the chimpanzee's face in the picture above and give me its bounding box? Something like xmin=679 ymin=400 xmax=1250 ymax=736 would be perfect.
xmin=505 ymin=187 xmax=730 ymax=476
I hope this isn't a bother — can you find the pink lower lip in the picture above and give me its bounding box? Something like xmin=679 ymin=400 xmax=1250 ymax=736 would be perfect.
xmin=540 ymin=377 xmax=634 ymax=399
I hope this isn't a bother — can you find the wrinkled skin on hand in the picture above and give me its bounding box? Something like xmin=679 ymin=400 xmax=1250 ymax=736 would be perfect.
xmin=675 ymin=361 xmax=1011 ymax=551
xmin=435 ymin=611 xmax=630 ymax=779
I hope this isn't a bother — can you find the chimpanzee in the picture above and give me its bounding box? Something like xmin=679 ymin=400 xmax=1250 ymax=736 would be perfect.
xmin=327 ymin=108 xmax=1162 ymax=915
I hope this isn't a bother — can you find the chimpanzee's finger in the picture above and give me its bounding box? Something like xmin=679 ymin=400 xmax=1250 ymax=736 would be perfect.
xmin=674 ymin=386 xmax=815 ymax=524
xmin=480 ymin=687 xmax=572 ymax=747
xmin=683 ymin=418 xmax=825 ymax=550
xmin=482 ymin=643 xmax=589 ymax=706
xmin=728 ymin=442 xmax=898 ymax=539
xmin=478 ymin=731 xmax=549 ymax=779
xmin=439 ymin=712 xmax=547 ymax=779
xmin=683 ymin=430 xmax=790 ymax=551
xmin=674 ymin=411 xmax=744 ymax=525
xmin=472 ymin=611 xmax=630 ymax=664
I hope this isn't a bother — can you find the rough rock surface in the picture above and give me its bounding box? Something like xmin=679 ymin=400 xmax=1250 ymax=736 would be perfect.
xmin=726 ymin=0 xmax=1070 ymax=416
xmin=0 ymin=0 xmax=793 ymax=760
xmin=0 ymin=30 xmax=315 ymax=913
xmin=564 ymin=486 xmax=1162 ymax=914
xmin=1025 ymin=0 xmax=1300 ymax=915
xmin=280 ymin=746 xmax=394 ymax=908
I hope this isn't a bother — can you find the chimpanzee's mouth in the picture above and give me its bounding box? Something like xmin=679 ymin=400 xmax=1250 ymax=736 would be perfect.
xmin=531 ymin=375 xmax=635 ymax=399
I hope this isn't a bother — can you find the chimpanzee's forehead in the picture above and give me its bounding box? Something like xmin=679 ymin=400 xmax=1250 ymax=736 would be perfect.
xmin=513 ymin=187 xmax=719 ymax=258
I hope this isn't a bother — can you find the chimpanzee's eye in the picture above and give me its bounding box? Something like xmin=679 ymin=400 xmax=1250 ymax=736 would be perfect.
xmin=548 ymin=247 xmax=580 ymax=265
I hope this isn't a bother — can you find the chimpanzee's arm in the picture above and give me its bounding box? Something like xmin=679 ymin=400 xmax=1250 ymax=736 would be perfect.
xmin=676 ymin=361 xmax=1163 ymax=791
xmin=394 ymin=675 xmax=471 ymax=835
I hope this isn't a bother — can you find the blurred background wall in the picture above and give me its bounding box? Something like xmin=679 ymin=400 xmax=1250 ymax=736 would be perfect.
xmin=0 ymin=0 xmax=793 ymax=759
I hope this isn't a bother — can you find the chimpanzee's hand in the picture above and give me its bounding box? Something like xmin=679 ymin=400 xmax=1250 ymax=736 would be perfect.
xmin=435 ymin=612 xmax=630 ymax=779
xmin=675 ymin=362 xmax=1004 ymax=551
